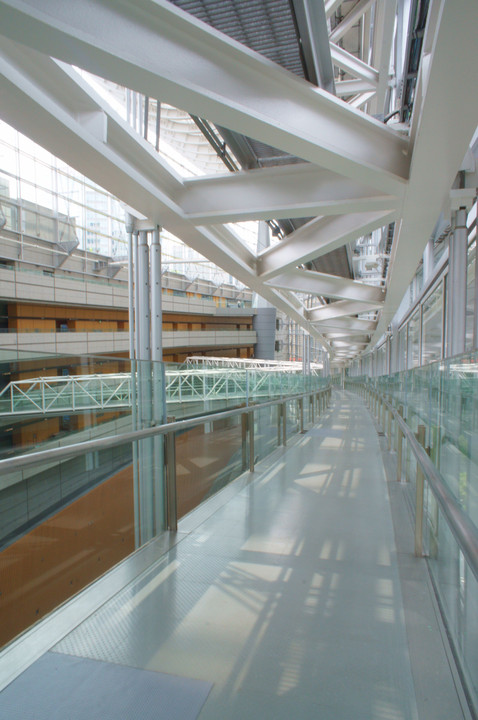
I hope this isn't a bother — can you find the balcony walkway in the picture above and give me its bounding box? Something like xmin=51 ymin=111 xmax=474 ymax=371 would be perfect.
xmin=0 ymin=391 xmax=470 ymax=719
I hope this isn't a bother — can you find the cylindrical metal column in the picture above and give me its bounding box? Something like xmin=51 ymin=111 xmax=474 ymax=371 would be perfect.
xmin=415 ymin=425 xmax=426 ymax=556
xmin=127 ymin=229 xmax=135 ymax=361
xmin=423 ymin=238 xmax=434 ymax=284
xmin=137 ymin=231 xmax=154 ymax=542
xmin=137 ymin=231 xmax=151 ymax=361
xmin=474 ymin=230 xmax=478 ymax=350
xmin=150 ymin=226 xmax=162 ymax=363
xmin=150 ymin=226 xmax=166 ymax=533
xmin=447 ymin=208 xmax=467 ymax=357
xmin=248 ymin=411 xmax=255 ymax=472
xmin=133 ymin=230 xmax=140 ymax=359
xmin=126 ymin=221 xmax=139 ymax=548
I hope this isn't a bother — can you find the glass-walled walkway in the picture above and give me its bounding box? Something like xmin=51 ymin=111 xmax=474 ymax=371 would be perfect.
xmin=0 ymin=391 xmax=470 ymax=719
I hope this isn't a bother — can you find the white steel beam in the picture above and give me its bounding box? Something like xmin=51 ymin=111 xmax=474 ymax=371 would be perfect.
xmin=269 ymin=269 xmax=385 ymax=303
xmin=313 ymin=317 xmax=377 ymax=332
xmin=371 ymin=0 xmax=478 ymax=346
xmin=307 ymin=299 xmax=384 ymax=322
xmin=325 ymin=0 xmax=343 ymax=19
xmin=258 ymin=210 xmax=396 ymax=279
xmin=349 ymin=91 xmax=376 ymax=110
xmin=324 ymin=331 xmax=372 ymax=341
xmin=336 ymin=80 xmax=377 ymax=97
xmin=330 ymin=44 xmax=379 ymax=85
xmin=361 ymin=9 xmax=372 ymax=66
xmin=369 ymin=0 xmax=398 ymax=116
xmin=0 ymin=0 xmax=410 ymax=194
xmin=329 ymin=0 xmax=376 ymax=44
xmin=181 ymin=165 xmax=400 ymax=224
xmin=290 ymin=0 xmax=335 ymax=93
xmin=331 ymin=338 xmax=369 ymax=347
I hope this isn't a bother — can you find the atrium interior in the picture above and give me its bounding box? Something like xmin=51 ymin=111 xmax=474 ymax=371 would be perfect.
xmin=0 ymin=0 xmax=477 ymax=718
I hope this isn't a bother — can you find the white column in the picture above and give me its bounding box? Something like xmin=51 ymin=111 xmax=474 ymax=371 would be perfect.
xmin=473 ymin=236 xmax=478 ymax=350
xmin=126 ymin=217 xmax=139 ymax=548
xmin=447 ymin=208 xmax=467 ymax=357
xmin=150 ymin=225 xmax=165 ymax=532
xmin=423 ymin=238 xmax=434 ymax=284
xmin=137 ymin=230 xmax=154 ymax=542
xmin=133 ymin=230 xmax=140 ymax=359
xmin=150 ymin=226 xmax=162 ymax=362
xmin=126 ymin=215 xmax=135 ymax=360
xmin=137 ymin=230 xmax=151 ymax=361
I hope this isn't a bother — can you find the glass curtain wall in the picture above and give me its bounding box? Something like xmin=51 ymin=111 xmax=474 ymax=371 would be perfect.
xmin=0 ymin=119 xmax=250 ymax=295
xmin=407 ymin=309 xmax=421 ymax=369
xmin=421 ymin=281 xmax=444 ymax=365
xmin=0 ymin=121 xmax=128 ymax=259
xmin=466 ymin=240 xmax=476 ymax=351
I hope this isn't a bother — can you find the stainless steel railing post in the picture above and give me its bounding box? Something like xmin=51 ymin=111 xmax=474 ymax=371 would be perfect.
xmin=396 ymin=405 xmax=404 ymax=482
xmin=282 ymin=402 xmax=287 ymax=446
xmin=242 ymin=412 xmax=248 ymax=470
xmin=165 ymin=430 xmax=177 ymax=532
xmin=248 ymin=410 xmax=255 ymax=473
xmin=415 ymin=424 xmax=426 ymax=557
xmin=387 ymin=396 xmax=392 ymax=450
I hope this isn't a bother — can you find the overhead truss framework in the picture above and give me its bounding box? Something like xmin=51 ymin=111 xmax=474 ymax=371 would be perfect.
xmin=0 ymin=0 xmax=477 ymax=365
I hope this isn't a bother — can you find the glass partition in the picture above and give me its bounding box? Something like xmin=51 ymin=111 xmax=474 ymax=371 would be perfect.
xmin=175 ymin=414 xmax=244 ymax=520
xmin=407 ymin=309 xmax=420 ymax=369
xmin=285 ymin=398 xmax=300 ymax=438
xmin=347 ymin=356 xmax=478 ymax=713
xmin=0 ymin=437 xmax=137 ymax=648
xmin=0 ymin=347 xmax=329 ymax=648
xmin=422 ymin=281 xmax=444 ymax=365
xmin=254 ymin=404 xmax=280 ymax=462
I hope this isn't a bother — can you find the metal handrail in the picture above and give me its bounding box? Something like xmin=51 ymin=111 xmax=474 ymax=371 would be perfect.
xmin=0 ymin=387 xmax=330 ymax=474
xmin=367 ymin=387 xmax=478 ymax=584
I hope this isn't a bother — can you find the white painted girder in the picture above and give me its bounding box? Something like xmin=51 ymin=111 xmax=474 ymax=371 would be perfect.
xmin=268 ymin=268 xmax=385 ymax=303
xmin=331 ymin=338 xmax=369 ymax=347
xmin=370 ymin=0 xmax=478 ymax=347
xmin=330 ymin=44 xmax=379 ymax=85
xmin=307 ymin=298 xmax=384 ymax=322
xmin=0 ymin=0 xmax=410 ymax=194
xmin=0 ymin=39 xmax=333 ymax=354
xmin=329 ymin=0 xmax=376 ymax=44
xmin=325 ymin=0 xmax=343 ymax=19
xmin=336 ymin=80 xmax=377 ymax=97
xmin=369 ymin=0 xmax=398 ymax=116
xmin=313 ymin=316 xmax=377 ymax=332
xmin=258 ymin=210 xmax=397 ymax=280
xmin=181 ymin=165 xmax=399 ymax=224
xmin=325 ymin=331 xmax=372 ymax=341
xmin=349 ymin=91 xmax=377 ymax=110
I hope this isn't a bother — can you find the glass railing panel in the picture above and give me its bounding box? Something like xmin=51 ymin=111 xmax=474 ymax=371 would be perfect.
xmin=354 ymin=359 xmax=478 ymax=714
xmin=0 ymin=348 xmax=134 ymax=461
xmin=0 ymin=348 xmax=328 ymax=648
xmin=0 ymin=438 xmax=137 ymax=648
xmin=361 ymin=350 xmax=478 ymax=528
xmin=463 ymin=564 xmax=478 ymax=710
xmin=286 ymin=398 xmax=300 ymax=438
xmin=254 ymin=404 xmax=279 ymax=462
xmin=175 ymin=414 xmax=244 ymax=520
xmin=427 ymin=504 xmax=469 ymax=693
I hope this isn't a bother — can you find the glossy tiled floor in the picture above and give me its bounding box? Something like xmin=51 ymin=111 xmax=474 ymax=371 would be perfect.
xmin=23 ymin=392 xmax=468 ymax=719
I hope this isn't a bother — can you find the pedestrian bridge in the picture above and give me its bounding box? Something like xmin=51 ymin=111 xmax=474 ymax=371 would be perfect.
xmin=0 ymin=367 xmax=322 ymax=418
